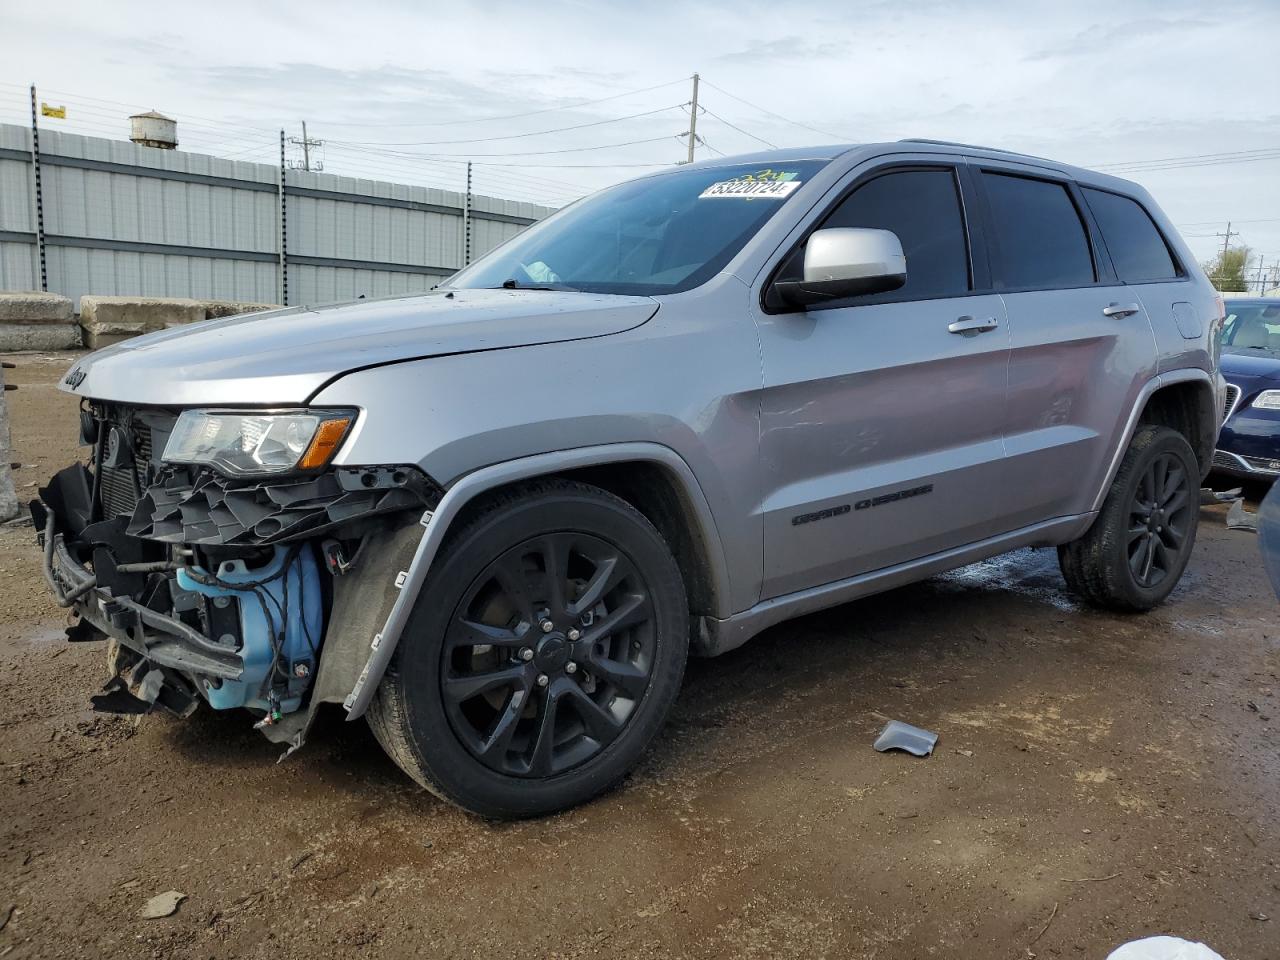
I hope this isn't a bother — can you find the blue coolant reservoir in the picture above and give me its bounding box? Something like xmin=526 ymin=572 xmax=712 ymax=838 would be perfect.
xmin=176 ymin=546 xmax=323 ymax=714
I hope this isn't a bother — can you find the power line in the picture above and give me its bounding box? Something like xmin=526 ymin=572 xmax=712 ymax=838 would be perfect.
xmin=1096 ymin=149 xmax=1280 ymax=175
xmin=306 ymin=76 xmax=692 ymax=128
xmin=697 ymin=77 xmax=851 ymax=142
xmin=340 ymin=134 xmax=680 ymax=160
xmin=330 ymin=104 xmax=686 ymax=147
xmin=700 ymin=105 xmax=778 ymax=149
xmin=1177 ymin=217 xmax=1280 ymax=227
xmin=1094 ymin=146 xmax=1280 ymax=170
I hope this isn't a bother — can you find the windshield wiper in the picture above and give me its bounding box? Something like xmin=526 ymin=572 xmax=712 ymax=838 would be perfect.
xmin=494 ymin=278 xmax=579 ymax=292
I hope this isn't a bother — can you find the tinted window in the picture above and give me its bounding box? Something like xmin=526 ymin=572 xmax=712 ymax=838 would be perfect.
xmin=450 ymin=160 xmax=829 ymax=296
xmin=1083 ymin=188 xmax=1178 ymax=282
xmin=982 ymin=173 xmax=1095 ymax=288
xmin=815 ymin=168 xmax=970 ymax=300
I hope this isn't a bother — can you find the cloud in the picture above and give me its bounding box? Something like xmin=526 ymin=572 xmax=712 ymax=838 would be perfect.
xmin=1026 ymin=17 xmax=1211 ymax=61
xmin=714 ymin=35 xmax=850 ymax=64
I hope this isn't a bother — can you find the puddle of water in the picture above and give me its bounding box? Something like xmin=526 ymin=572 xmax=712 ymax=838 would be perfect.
xmin=935 ymin=549 xmax=1082 ymax=613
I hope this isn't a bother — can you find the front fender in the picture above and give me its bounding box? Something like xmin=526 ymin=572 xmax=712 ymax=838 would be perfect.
xmin=339 ymin=442 xmax=731 ymax=720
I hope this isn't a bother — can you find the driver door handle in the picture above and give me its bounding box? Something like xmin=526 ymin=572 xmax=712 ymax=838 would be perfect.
xmin=948 ymin=315 xmax=1000 ymax=336
xmin=1103 ymin=302 xmax=1142 ymax=319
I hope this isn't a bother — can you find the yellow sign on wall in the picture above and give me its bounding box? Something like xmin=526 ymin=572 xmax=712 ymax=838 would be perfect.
xmin=40 ymin=103 xmax=66 ymax=119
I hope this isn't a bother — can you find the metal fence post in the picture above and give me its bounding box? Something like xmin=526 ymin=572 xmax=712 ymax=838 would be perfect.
xmin=464 ymin=161 xmax=473 ymax=266
xmin=28 ymin=85 xmax=47 ymax=292
xmin=0 ymin=363 xmax=17 ymax=522
xmin=278 ymin=129 xmax=288 ymax=306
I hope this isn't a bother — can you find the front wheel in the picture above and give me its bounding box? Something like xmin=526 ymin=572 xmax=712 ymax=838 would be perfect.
xmin=367 ymin=479 xmax=688 ymax=819
xmin=1058 ymin=424 xmax=1199 ymax=611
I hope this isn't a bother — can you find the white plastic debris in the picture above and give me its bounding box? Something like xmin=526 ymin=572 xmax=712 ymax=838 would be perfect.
xmin=1106 ymin=936 xmax=1226 ymax=960
xmin=1226 ymin=498 xmax=1259 ymax=532
xmin=873 ymin=720 xmax=938 ymax=756
xmin=139 ymin=890 xmax=186 ymax=919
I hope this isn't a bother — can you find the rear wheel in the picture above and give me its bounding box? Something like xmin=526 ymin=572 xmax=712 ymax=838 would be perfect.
xmin=1058 ymin=424 xmax=1198 ymax=611
xmin=368 ymin=479 xmax=688 ymax=818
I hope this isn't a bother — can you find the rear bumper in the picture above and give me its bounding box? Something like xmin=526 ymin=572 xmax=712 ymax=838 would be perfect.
xmin=33 ymin=499 xmax=243 ymax=680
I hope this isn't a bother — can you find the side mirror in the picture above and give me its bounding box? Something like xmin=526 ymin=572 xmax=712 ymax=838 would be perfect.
xmin=774 ymin=227 xmax=907 ymax=308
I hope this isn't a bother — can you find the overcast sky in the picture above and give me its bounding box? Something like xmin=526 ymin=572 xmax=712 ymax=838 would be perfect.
xmin=2 ymin=0 xmax=1278 ymax=278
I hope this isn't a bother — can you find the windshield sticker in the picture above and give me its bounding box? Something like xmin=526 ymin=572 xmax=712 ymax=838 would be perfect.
xmin=699 ymin=169 xmax=803 ymax=200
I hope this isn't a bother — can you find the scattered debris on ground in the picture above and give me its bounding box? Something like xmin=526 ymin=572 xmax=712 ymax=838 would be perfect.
xmin=873 ymin=719 xmax=939 ymax=756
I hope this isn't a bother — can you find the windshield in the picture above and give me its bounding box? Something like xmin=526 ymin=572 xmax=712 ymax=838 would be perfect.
xmin=1222 ymin=302 xmax=1280 ymax=357
xmin=447 ymin=160 xmax=829 ymax=296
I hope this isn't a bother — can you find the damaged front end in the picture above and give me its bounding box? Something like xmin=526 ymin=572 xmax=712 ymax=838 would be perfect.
xmin=34 ymin=400 xmax=439 ymax=750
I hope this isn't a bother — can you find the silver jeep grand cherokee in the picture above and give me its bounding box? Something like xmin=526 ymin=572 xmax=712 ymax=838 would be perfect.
xmin=35 ymin=141 xmax=1223 ymax=818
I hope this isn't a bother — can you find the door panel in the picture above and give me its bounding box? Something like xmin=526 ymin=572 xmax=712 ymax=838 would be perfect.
xmin=975 ymin=168 xmax=1158 ymax=525
xmin=755 ymin=163 xmax=1012 ymax=600
xmin=999 ymin=287 xmax=1155 ymax=525
xmin=756 ymin=294 xmax=1011 ymax=599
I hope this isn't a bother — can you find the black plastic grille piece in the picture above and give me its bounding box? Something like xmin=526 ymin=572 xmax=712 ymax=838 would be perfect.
xmin=126 ymin=465 xmax=438 ymax=545
xmin=97 ymin=415 xmax=153 ymax=517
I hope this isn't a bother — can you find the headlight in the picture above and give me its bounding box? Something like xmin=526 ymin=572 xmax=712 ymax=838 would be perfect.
xmin=1253 ymin=390 xmax=1280 ymax=412
xmin=162 ymin=409 xmax=355 ymax=476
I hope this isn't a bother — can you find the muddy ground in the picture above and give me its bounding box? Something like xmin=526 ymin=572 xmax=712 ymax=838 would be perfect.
xmin=0 ymin=351 xmax=1276 ymax=960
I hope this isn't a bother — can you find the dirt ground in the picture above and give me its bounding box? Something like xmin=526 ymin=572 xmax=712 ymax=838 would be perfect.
xmin=0 ymin=351 xmax=1276 ymax=960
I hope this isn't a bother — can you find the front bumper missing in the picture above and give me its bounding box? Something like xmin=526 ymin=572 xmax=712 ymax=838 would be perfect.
xmin=34 ymin=500 xmax=244 ymax=684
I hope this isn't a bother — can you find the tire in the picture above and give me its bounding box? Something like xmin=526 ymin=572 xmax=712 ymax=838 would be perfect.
xmin=367 ymin=478 xmax=688 ymax=819
xmin=1058 ymin=424 xmax=1199 ymax=611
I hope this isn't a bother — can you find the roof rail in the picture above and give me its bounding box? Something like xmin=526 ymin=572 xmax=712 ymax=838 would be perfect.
xmin=898 ymin=138 xmax=1054 ymax=163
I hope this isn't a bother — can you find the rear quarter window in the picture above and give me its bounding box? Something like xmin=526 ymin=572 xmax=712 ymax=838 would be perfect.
xmin=1082 ymin=188 xmax=1179 ymax=282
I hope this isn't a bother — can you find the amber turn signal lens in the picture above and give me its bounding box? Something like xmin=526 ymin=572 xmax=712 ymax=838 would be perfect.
xmin=298 ymin=416 xmax=352 ymax=470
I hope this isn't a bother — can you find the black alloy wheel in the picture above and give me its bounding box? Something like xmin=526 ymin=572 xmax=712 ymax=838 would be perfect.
xmin=367 ymin=478 xmax=688 ymax=819
xmin=1126 ymin=451 xmax=1192 ymax=589
xmin=1058 ymin=424 xmax=1200 ymax=611
xmin=441 ymin=532 xmax=656 ymax=777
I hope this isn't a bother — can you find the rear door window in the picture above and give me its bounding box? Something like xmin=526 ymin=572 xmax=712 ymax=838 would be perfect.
xmin=1082 ymin=188 xmax=1179 ymax=282
xmin=981 ymin=172 xmax=1095 ymax=289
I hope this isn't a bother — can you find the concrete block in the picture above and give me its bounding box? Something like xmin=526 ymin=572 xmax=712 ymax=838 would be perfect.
xmin=76 ymin=296 xmax=280 ymax=347
xmin=0 ymin=291 xmax=74 ymax=324
xmin=201 ymin=300 xmax=280 ymax=320
xmin=83 ymin=329 xmax=137 ymax=350
xmin=79 ymin=296 xmax=207 ymax=335
xmin=0 ymin=323 xmax=81 ymax=351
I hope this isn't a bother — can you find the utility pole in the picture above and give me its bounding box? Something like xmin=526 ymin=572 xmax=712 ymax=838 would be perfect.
xmin=287 ymin=122 xmax=324 ymax=172
xmin=1216 ymin=221 xmax=1238 ymax=257
xmin=1255 ymin=255 xmax=1267 ymax=295
xmin=686 ymin=73 xmax=700 ymax=165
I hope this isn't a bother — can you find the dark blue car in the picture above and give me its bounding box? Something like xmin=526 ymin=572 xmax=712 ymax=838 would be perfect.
xmin=1214 ymin=298 xmax=1280 ymax=483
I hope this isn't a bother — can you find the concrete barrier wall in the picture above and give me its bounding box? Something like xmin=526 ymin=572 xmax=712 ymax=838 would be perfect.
xmin=77 ymin=295 xmax=279 ymax=348
xmin=0 ymin=291 xmax=79 ymax=351
xmin=0 ymin=292 xmax=280 ymax=350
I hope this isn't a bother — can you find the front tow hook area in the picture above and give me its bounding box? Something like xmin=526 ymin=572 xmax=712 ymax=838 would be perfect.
xmin=92 ymin=640 xmax=200 ymax=717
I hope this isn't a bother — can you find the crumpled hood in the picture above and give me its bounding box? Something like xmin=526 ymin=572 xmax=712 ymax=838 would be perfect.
xmin=62 ymin=289 xmax=659 ymax=406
